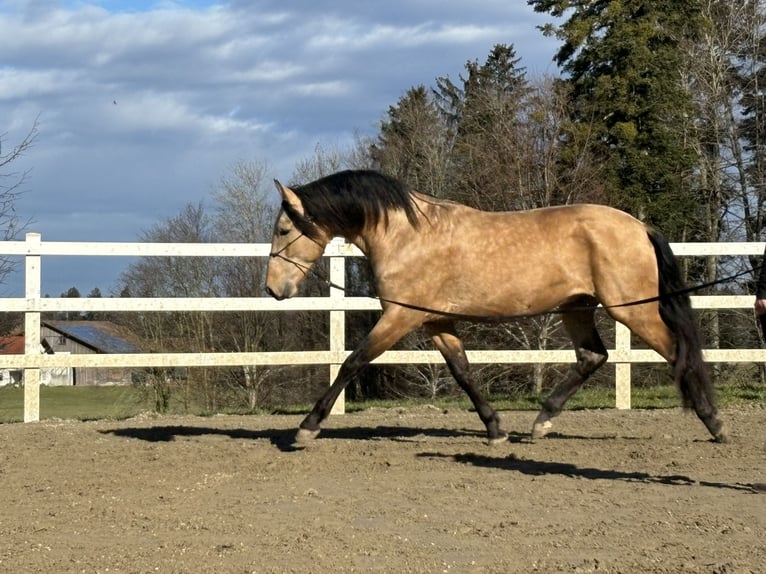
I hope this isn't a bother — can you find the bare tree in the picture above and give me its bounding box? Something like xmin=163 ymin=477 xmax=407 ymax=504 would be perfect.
xmin=119 ymin=202 xmax=219 ymax=410
xmin=0 ymin=119 xmax=38 ymax=287
xmin=117 ymin=161 xmax=309 ymax=411
xmin=210 ymin=160 xmax=280 ymax=409
xmin=290 ymin=139 xmax=374 ymax=185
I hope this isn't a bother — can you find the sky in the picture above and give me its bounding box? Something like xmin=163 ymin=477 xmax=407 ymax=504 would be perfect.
xmin=0 ymin=0 xmax=560 ymax=297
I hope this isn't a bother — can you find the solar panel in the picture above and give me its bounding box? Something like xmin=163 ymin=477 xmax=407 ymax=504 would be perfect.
xmin=54 ymin=324 xmax=139 ymax=354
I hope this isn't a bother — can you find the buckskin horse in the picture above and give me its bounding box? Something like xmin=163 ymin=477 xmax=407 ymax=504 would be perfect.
xmin=265 ymin=169 xmax=727 ymax=445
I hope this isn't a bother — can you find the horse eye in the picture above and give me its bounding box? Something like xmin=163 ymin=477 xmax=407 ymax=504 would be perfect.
xmin=278 ymin=227 xmax=290 ymax=236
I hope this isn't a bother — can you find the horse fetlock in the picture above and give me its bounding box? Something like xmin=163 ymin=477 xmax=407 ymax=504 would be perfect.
xmin=710 ymin=421 xmax=729 ymax=444
xmin=714 ymin=430 xmax=729 ymax=444
xmin=487 ymin=432 xmax=509 ymax=447
xmin=295 ymin=427 xmax=321 ymax=443
xmin=699 ymin=413 xmax=728 ymax=443
xmin=482 ymin=411 xmax=504 ymax=438
xmin=531 ymin=411 xmax=555 ymax=439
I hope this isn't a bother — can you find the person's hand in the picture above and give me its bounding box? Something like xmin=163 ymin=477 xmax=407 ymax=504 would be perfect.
xmin=755 ymin=298 xmax=766 ymax=315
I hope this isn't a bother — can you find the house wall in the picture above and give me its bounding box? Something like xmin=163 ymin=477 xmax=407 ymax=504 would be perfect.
xmin=42 ymin=326 xmax=96 ymax=355
xmin=0 ymin=367 xmax=72 ymax=386
xmin=0 ymin=369 xmax=22 ymax=386
xmin=41 ymin=326 xmax=135 ymax=386
xmin=76 ymin=367 xmax=134 ymax=386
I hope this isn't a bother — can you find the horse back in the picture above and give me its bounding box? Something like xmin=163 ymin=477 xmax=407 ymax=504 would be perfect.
xmin=372 ymin=200 xmax=657 ymax=317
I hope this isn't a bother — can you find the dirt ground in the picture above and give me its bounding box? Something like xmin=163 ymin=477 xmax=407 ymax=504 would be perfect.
xmin=0 ymin=406 xmax=764 ymax=574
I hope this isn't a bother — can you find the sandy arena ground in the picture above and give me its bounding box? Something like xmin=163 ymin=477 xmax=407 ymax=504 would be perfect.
xmin=0 ymin=406 xmax=764 ymax=573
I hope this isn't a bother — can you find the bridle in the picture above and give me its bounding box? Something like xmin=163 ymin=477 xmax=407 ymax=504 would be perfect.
xmin=269 ymin=228 xmax=330 ymax=280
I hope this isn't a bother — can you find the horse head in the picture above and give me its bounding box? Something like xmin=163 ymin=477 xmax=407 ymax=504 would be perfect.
xmin=265 ymin=180 xmax=330 ymax=300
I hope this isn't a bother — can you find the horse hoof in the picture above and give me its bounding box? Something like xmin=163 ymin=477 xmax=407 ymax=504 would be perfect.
xmin=295 ymin=427 xmax=320 ymax=444
xmin=531 ymin=419 xmax=553 ymax=440
xmin=487 ymin=433 xmax=509 ymax=447
xmin=708 ymin=420 xmax=729 ymax=443
xmin=713 ymin=430 xmax=730 ymax=444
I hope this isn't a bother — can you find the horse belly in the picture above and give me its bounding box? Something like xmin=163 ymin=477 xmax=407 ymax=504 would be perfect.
xmin=441 ymin=258 xmax=590 ymax=317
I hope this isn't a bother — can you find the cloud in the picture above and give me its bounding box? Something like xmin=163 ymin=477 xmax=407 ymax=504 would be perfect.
xmin=0 ymin=0 xmax=560 ymax=296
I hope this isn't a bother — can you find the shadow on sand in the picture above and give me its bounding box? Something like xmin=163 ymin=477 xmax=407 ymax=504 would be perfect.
xmin=417 ymin=451 xmax=759 ymax=493
xmin=100 ymin=424 xmax=484 ymax=452
xmin=100 ymin=423 xmax=762 ymax=493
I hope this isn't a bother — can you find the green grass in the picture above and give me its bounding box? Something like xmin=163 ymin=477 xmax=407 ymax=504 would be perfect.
xmin=1 ymin=382 xmax=763 ymax=424
xmin=0 ymin=385 xmax=153 ymax=423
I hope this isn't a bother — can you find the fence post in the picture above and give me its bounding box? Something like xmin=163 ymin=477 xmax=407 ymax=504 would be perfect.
xmin=23 ymin=232 xmax=42 ymax=422
xmin=614 ymin=322 xmax=631 ymax=409
xmin=328 ymin=240 xmax=346 ymax=415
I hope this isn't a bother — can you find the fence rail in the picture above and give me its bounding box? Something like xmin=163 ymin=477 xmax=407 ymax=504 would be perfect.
xmin=2 ymin=233 xmax=766 ymax=423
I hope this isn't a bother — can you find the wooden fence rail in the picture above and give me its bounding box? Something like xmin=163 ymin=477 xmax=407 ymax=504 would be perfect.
xmin=2 ymin=233 xmax=765 ymax=422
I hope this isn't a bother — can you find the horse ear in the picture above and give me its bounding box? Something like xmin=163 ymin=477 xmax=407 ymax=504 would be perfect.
xmin=274 ymin=179 xmax=305 ymax=218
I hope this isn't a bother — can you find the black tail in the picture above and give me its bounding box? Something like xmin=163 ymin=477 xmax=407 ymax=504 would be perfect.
xmin=646 ymin=230 xmax=724 ymax=440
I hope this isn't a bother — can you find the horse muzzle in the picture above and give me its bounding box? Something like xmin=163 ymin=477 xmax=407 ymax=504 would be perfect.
xmin=265 ymin=281 xmax=297 ymax=300
xmin=265 ymin=285 xmax=284 ymax=300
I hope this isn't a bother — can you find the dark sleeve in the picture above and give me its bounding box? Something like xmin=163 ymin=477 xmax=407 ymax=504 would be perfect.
xmin=758 ymin=245 xmax=766 ymax=299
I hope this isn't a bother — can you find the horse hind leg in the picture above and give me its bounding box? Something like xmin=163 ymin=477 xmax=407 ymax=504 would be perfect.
xmin=426 ymin=322 xmax=506 ymax=445
xmin=675 ymin=337 xmax=728 ymax=442
xmin=609 ymin=303 xmax=728 ymax=443
xmin=532 ymin=308 xmax=608 ymax=439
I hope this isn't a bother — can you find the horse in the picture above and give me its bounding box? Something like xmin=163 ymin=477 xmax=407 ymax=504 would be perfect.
xmin=265 ymin=169 xmax=728 ymax=445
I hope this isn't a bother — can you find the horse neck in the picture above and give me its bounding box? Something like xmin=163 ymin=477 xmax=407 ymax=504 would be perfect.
xmin=342 ymin=227 xmax=379 ymax=259
xmin=346 ymin=198 xmax=434 ymax=262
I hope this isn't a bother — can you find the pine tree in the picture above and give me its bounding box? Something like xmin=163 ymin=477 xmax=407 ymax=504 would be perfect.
xmin=434 ymin=43 xmax=532 ymax=210
xmin=530 ymin=0 xmax=705 ymax=238
xmin=370 ymin=85 xmax=451 ymax=196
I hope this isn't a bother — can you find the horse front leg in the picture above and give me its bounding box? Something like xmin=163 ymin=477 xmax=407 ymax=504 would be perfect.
xmin=295 ymin=346 xmax=369 ymax=443
xmin=296 ymin=311 xmax=419 ymax=444
xmin=426 ymin=322 xmax=506 ymax=445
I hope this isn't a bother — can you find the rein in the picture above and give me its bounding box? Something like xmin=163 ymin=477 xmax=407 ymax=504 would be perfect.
xmin=271 ymin=235 xmax=761 ymax=322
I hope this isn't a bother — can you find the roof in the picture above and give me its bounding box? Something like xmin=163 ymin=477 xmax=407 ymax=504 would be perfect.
xmin=43 ymin=321 xmax=141 ymax=354
xmin=0 ymin=336 xmax=25 ymax=355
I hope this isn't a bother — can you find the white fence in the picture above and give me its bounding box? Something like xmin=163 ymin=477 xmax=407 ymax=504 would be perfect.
xmin=2 ymin=232 xmax=766 ymax=423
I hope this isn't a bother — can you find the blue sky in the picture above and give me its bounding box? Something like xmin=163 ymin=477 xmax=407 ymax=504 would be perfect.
xmin=1 ymin=0 xmax=560 ymax=297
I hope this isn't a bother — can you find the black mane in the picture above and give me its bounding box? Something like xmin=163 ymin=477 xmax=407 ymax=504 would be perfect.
xmin=285 ymin=170 xmax=420 ymax=238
